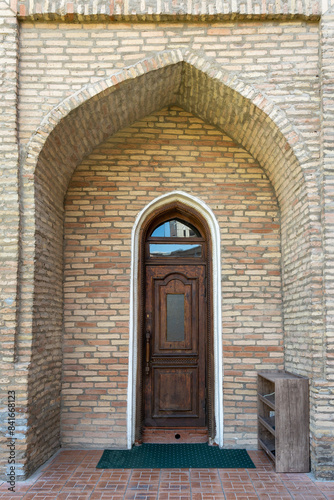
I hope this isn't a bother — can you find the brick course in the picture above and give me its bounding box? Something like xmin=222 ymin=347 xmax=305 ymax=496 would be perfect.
xmin=12 ymin=0 xmax=321 ymax=21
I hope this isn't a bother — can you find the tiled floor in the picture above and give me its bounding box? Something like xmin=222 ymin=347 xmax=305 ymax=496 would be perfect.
xmin=1 ymin=450 xmax=334 ymax=499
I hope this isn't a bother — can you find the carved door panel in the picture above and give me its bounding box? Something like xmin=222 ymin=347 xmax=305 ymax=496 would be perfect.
xmin=144 ymin=265 xmax=206 ymax=427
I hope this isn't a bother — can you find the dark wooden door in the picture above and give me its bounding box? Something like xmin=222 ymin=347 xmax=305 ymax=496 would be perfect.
xmin=144 ymin=264 xmax=207 ymax=427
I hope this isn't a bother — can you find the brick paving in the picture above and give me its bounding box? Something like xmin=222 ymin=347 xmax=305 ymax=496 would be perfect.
xmin=1 ymin=451 xmax=333 ymax=499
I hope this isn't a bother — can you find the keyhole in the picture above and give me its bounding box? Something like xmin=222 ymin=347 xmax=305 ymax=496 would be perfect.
xmin=175 ymin=433 xmax=181 ymax=440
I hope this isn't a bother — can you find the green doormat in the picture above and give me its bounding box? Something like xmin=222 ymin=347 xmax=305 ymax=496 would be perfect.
xmin=96 ymin=443 xmax=255 ymax=469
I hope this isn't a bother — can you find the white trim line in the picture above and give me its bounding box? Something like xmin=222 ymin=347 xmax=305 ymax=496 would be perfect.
xmin=127 ymin=191 xmax=223 ymax=448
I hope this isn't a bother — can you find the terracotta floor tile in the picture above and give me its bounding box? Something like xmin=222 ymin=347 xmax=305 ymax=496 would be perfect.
xmin=290 ymin=494 xmax=326 ymax=500
xmin=42 ymin=464 xmax=78 ymax=474
xmin=94 ymin=479 xmax=128 ymax=492
xmin=192 ymin=493 xmax=226 ymax=500
xmin=130 ymin=470 xmax=160 ymax=480
xmin=0 ymin=494 xmax=25 ymax=499
xmin=314 ymin=481 xmax=334 ymax=491
xmin=250 ymin=474 xmax=290 ymax=494
xmin=157 ymin=494 xmax=191 ymax=500
xmin=190 ymin=479 xmax=223 ymax=492
xmin=99 ymin=470 xmax=132 ymax=480
xmin=124 ymin=492 xmax=158 ymax=500
xmin=158 ymin=482 xmax=190 ymax=493
xmin=279 ymin=477 xmax=326 ymax=496
xmin=219 ymin=470 xmax=253 ymax=480
xmin=190 ymin=469 xmax=220 ymax=480
xmin=60 ymin=483 xmax=96 ymax=493
xmin=223 ymin=493 xmax=259 ymax=500
xmin=23 ymin=493 xmax=59 ymax=500
xmin=89 ymin=493 xmax=124 ymax=500
xmin=57 ymin=494 xmax=92 ymax=500
xmin=256 ymin=493 xmax=292 ymax=499
xmin=159 ymin=470 xmax=190 ymax=479
xmin=28 ymin=481 xmax=68 ymax=492
xmin=127 ymin=480 xmax=160 ymax=492
xmin=47 ymin=452 xmax=88 ymax=465
xmin=65 ymin=471 xmax=102 ymax=481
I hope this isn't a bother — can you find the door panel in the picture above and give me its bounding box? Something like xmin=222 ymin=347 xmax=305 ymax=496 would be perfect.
xmin=153 ymin=368 xmax=198 ymax=416
xmin=144 ymin=265 xmax=206 ymax=428
xmin=157 ymin=275 xmax=195 ymax=352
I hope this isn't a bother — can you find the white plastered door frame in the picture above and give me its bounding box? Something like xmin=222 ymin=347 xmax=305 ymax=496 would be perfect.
xmin=127 ymin=191 xmax=223 ymax=448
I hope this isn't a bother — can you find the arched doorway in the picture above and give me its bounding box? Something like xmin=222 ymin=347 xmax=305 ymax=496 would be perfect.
xmin=140 ymin=207 xmax=210 ymax=442
xmin=128 ymin=192 xmax=223 ymax=447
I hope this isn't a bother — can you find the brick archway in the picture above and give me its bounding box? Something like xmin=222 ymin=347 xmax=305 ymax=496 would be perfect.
xmin=17 ymin=51 xmax=322 ymax=477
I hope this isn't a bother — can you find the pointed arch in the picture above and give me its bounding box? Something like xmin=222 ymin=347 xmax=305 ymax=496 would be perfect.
xmin=17 ymin=49 xmax=323 ymax=474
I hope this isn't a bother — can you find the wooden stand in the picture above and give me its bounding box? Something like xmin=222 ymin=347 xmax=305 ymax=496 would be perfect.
xmin=257 ymin=370 xmax=309 ymax=473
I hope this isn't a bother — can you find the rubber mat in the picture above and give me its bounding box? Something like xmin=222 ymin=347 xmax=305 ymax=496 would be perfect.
xmin=96 ymin=443 xmax=256 ymax=469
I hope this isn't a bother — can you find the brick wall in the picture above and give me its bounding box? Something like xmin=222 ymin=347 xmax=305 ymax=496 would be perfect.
xmin=62 ymin=106 xmax=283 ymax=448
xmin=1 ymin=1 xmax=333 ymax=480
xmin=19 ymin=20 xmax=320 ymax=154
xmin=0 ymin=1 xmax=22 ymax=479
xmin=16 ymin=47 xmax=324 ymax=476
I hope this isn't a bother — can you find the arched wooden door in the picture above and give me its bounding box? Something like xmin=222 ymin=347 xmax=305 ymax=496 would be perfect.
xmin=141 ymin=211 xmax=210 ymax=440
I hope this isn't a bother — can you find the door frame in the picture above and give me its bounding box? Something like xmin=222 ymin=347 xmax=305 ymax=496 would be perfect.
xmin=127 ymin=191 xmax=223 ymax=448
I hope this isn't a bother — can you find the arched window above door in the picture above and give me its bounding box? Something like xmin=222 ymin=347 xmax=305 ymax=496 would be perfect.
xmin=150 ymin=218 xmax=202 ymax=238
xmin=146 ymin=216 xmax=205 ymax=260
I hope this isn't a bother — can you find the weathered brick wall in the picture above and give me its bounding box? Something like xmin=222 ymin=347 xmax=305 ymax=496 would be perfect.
xmin=63 ymin=106 xmax=283 ymax=448
xmin=0 ymin=0 xmax=333 ymax=480
xmin=13 ymin=0 xmax=321 ymax=20
xmin=0 ymin=0 xmax=24 ymax=480
xmin=18 ymin=20 xmax=320 ymax=153
xmin=312 ymin=9 xmax=334 ymax=480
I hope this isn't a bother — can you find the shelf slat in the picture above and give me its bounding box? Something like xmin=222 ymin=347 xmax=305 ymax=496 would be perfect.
xmin=258 ymin=393 xmax=275 ymax=410
xmin=258 ymin=416 xmax=275 ymax=436
xmin=258 ymin=437 xmax=275 ymax=462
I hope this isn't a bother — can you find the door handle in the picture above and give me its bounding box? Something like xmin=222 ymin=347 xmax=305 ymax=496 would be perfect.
xmin=145 ymin=331 xmax=151 ymax=375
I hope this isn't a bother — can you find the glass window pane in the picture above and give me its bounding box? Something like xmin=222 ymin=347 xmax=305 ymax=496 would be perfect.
xmin=167 ymin=294 xmax=185 ymax=342
xmin=149 ymin=243 xmax=202 ymax=258
xmin=151 ymin=219 xmax=201 ymax=238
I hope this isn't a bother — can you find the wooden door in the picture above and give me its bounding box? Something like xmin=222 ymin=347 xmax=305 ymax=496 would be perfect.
xmin=144 ymin=264 xmax=207 ymax=428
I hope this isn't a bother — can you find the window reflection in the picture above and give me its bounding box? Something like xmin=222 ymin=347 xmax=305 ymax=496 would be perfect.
xmin=151 ymin=219 xmax=201 ymax=238
xmin=167 ymin=294 xmax=185 ymax=342
xmin=149 ymin=243 xmax=202 ymax=257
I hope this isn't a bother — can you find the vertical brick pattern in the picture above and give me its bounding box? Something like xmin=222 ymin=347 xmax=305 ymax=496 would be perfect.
xmin=0 ymin=4 xmax=19 ymax=363
xmin=0 ymin=2 xmax=23 ymax=479
xmin=310 ymin=12 xmax=334 ymax=480
xmin=63 ymin=107 xmax=283 ymax=448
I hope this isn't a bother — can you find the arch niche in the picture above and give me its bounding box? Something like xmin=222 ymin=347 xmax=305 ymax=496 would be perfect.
xmin=18 ymin=49 xmax=322 ymax=476
xmin=128 ymin=192 xmax=223 ymax=448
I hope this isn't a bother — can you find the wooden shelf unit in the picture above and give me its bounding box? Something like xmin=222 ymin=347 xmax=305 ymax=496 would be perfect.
xmin=257 ymin=370 xmax=309 ymax=473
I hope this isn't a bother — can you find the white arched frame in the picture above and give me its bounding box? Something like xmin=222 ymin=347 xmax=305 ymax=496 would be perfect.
xmin=127 ymin=191 xmax=223 ymax=448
